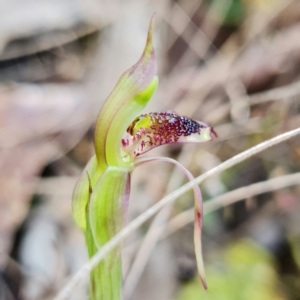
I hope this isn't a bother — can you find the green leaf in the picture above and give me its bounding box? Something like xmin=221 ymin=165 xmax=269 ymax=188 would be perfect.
xmin=177 ymin=241 xmax=284 ymax=300
xmin=87 ymin=166 xmax=130 ymax=300
xmin=209 ymin=0 xmax=246 ymax=26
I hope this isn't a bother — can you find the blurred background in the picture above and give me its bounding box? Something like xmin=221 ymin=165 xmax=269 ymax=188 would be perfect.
xmin=0 ymin=0 xmax=300 ymax=299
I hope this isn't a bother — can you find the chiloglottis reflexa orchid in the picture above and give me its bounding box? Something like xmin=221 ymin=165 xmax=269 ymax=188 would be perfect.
xmin=72 ymin=15 xmax=216 ymax=300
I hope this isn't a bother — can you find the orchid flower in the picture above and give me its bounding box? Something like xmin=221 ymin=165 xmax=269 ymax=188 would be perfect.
xmin=72 ymin=16 xmax=216 ymax=300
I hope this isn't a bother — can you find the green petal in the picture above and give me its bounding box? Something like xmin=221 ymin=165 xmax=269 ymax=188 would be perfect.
xmin=107 ymin=77 xmax=158 ymax=167
xmin=72 ymin=155 xmax=102 ymax=231
xmin=133 ymin=156 xmax=207 ymax=289
xmin=87 ymin=166 xmax=130 ymax=300
xmin=94 ymin=16 xmax=158 ymax=170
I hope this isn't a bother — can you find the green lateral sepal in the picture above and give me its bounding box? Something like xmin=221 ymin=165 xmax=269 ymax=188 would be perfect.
xmin=72 ymin=155 xmax=102 ymax=231
xmin=87 ymin=166 xmax=131 ymax=300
